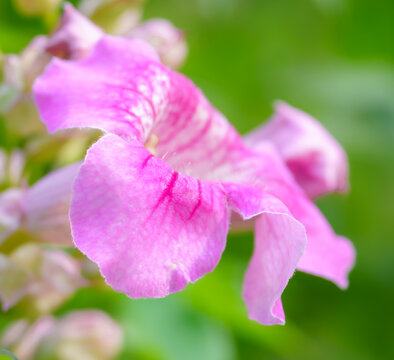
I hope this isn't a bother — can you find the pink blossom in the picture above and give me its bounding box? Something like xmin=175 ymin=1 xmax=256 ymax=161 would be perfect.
xmin=245 ymin=101 xmax=349 ymax=198
xmin=33 ymin=36 xmax=355 ymax=325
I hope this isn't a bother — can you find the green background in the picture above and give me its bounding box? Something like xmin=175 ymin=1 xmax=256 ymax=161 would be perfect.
xmin=1 ymin=0 xmax=393 ymax=359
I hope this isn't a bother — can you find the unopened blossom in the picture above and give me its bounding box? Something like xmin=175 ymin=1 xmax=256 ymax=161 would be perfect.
xmin=46 ymin=4 xmax=187 ymax=68
xmin=244 ymin=101 xmax=349 ymax=198
xmin=0 ymin=149 xmax=26 ymax=187
xmin=0 ymin=189 xmax=24 ymax=244
xmin=127 ymin=19 xmax=187 ymax=69
xmin=44 ymin=311 xmax=123 ymax=360
xmin=0 ymin=253 xmax=30 ymax=310
xmin=2 ymin=36 xmax=50 ymax=95
xmin=1 ymin=311 xmax=122 ymax=360
xmin=0 ymin=163 xmax=79 ymax=246
xmin=0 ymin=243 xmax=86 ymax=312
xmin=1 ymin=37 xmax=50 ymax=134
xmin=22 ymin=162 xmax=80 ymax=246
xmin=1 ymin=317 xmax=55 ymax=360
xmin=46 ymin=4 xmax=103 ymax=60
xmin=34 ymin=36 xmax=355 ymax=325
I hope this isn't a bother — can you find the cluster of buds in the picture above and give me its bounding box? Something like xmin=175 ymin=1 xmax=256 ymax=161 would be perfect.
xmin=0 ymin=243 xmax=86 ymax=313
xmin=0 ymin=161 xmax=101 ymax=316
xmin=1 ymin=310 xmax=123 ymax=360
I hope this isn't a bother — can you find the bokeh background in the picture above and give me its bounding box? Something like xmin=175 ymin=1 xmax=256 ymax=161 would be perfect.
xmin=1 ymin=0 xmax=393 ymax=359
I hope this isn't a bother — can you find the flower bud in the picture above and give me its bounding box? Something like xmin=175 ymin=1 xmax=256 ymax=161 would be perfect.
xmin=22 ymin=162 xmax=81 ymax=246
xmin=20 ymin=36 xmax=52 ymax=91
xmin=1 ymin=36 xmax=51 ymax=135
xmin=1 ymin=317 xmax=55 ymax=360
xmin=128 ymin=19 xmax=188 ymax=69
xmin=0 ymin=243 xmax=86 ymax=312
xmin=0 ymin=253 xmax=30 ymax=310
xmin=1 ymin=311 xmax=122 ymax=360
xmin=46 ymin=3 xmax=103 ymax=60
xmin=0 ymin=163 xmax=79 ymax=246
xmin=0 ymin=189 xmax=25 ymax=244
xmin=0 ymin=319 xmax=29 ymax=349
xmin=51 ymin=311 xmax=123 ymax=360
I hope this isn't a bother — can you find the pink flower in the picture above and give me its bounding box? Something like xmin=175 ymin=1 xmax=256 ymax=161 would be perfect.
xmin=33 ymin=36 xmax=355 ymax=325
xmin=245 ymin=101 xmax=349 ymax=198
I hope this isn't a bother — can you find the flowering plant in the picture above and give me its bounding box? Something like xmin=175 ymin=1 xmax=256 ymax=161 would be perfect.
xmin=0 ymin=2 xmax=357 ymax=359
xmin=32 ymin=7 xmax=354 ymax=325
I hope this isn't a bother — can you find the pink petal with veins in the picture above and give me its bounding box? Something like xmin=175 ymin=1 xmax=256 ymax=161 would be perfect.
xmin=245 ymin=102 xmax=349 ymax=198
xmin=71 ymin=134 xmax=230 ymax=297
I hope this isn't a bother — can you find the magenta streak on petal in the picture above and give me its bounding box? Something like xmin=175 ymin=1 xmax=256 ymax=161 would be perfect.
xmin=147 ymin=171 xmax=179 ymax=220
xmin=108 ymin=105 xmax=142 ymax=135
xmin=187 ymin=180 xmax=202 ymax=220
xmin=104 ymin=82 xmax=158 ymax=120
xmin=141 ymin=154 xmax=154 ymax=169
xmin=168 ymin=110 xmax=213 ymax=153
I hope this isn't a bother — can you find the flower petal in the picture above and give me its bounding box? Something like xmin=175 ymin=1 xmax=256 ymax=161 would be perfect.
xmin=23 ymin=163 xmax=80 ymax=246
xmin=34 ymin=35 xmax=248 ymax=179
xmin=230 ymin=143 xmax=355 ymax=289
xmin=0 ymin=254 xmax=30 ymax=311
xmin=223 ymin=185 xmax=306 ymax=325
xmin=71 ymin=134 xmax=230 ymax=298
xmin=244 ymin=102 xmax=349 ymax=198
xmin=46 ymin=3 xmax=103 ymax=60
xmin=244 ymin=207 xmax=306 ymax=325
xmin=34 ymin=36 xmax=162 ymax=142
xmin=128 ymin=19 xmax=187 ymax=69
xmin=0 ymin=189 xmax=24 ymax=244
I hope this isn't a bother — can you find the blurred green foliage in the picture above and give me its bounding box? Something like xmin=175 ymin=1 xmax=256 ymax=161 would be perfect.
xmin=1 ymin=0 xmax=393 ymax=359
